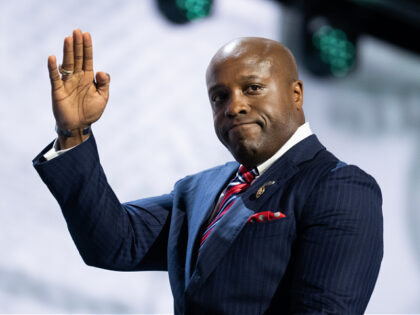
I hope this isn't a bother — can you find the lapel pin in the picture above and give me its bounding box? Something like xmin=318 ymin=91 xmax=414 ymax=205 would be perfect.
xmin=255 ymin=180 xmax=275 ymax=199
xmin=255 ymin=186 xmax=265 ymax=199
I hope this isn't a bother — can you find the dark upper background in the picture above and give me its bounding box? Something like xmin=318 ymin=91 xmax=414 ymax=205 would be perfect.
xmin=0 ymin=0 xmax=419 ymax=313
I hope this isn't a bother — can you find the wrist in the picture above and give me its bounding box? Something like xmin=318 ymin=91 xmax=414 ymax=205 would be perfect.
xmin=55 ymin=125 xmax=91 ymax=150
xmin=55 ymin=125 xmax=91 ymax=137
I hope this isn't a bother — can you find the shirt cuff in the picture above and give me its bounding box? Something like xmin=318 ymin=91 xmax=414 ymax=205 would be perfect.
xmin=43 ymin=138 xmax=79 ymax=161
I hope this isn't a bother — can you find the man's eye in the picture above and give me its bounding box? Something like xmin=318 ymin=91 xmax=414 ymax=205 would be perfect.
xmin=246 ymin=85 xmax=262 ymax=93
xmin=212 ymin=93 xmax=227 ymax=103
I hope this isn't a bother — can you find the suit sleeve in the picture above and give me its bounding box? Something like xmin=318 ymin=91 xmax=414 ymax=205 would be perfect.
xmin=33 ymin=135 xmax=172 ymax=271
xmin=289 ymin=165 xmax=383 ymax=315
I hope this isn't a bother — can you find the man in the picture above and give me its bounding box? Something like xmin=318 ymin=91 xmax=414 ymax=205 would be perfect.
xmin=34 ymin=29 xmax=383 ymax=314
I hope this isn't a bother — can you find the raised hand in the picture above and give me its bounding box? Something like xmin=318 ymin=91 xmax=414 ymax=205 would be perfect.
xmin=48 ymin=29 xmax=110 ymax=149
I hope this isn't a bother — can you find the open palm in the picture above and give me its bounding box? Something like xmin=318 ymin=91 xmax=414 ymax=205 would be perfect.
xmin=48 ymin=29 xmax=110 ymax=132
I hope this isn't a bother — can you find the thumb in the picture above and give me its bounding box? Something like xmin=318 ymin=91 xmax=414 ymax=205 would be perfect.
xmin=96 ymin=71 xmax=110 ymax=100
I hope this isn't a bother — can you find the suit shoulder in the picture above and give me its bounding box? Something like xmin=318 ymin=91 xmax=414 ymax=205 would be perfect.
xmin=299 ymin=155 xmax=383 ymax=232
xmin=300 ymin=147 xmax=378 ymax=185
xmin=315 ymin=147 xmax=380 ymax=189
xmin=302 ymin=155 xmax=383 ymax=215
xmin=325 ymin=162 xmax=382 ymax=198
xmin=292 ymin=147 xmax=382 ymax=206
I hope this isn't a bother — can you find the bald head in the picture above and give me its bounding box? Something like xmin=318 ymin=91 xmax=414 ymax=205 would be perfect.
xmin=206 ymin=37 xmax=304 ymax=168
xmin=207 ymin=37 xmax=299 ymax=86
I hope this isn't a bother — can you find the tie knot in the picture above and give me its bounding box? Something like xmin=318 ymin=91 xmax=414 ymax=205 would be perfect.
xmin=237 ymin=165 xmax=258 ymax=184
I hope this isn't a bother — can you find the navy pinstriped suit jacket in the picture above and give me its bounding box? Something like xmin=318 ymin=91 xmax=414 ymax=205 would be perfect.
xmin=33 ymin=134 xmax=383 ymax=314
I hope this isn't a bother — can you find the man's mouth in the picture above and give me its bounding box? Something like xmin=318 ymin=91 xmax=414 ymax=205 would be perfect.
xmin=228 ymin=121 xmax=260 ymax=132
xmin=226 ymin=122 xmax=262 ymax=138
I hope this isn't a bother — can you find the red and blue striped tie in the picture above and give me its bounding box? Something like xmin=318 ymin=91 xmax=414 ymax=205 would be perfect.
xmin=199 ymin=165 xmax=258 ymax=248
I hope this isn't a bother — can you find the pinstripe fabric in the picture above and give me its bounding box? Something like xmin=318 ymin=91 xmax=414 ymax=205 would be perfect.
xmin=33 ymin=134 xmax=383 ymax=314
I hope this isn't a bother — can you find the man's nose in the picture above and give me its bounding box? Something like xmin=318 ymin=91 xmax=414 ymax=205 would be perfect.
xmin=225 ymin=92 xmax=249 ymax=117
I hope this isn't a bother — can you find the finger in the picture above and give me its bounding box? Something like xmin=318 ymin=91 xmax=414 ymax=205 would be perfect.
xmin=83 ymin=32 xmax=93 ymax=72
xmin=48 ymin=55 xmax=63 ymax=92
xmin=61 ymin=36 xmax=74 ymax=73
xmin=96 ymin=72 xmax=110 ymax=100
xmin=73 ymin=29 xmax=83 ymax=73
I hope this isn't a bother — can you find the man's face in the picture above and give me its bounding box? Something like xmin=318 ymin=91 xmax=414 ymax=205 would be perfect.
xmin=207 ymin=53 xmax=301 ymax=168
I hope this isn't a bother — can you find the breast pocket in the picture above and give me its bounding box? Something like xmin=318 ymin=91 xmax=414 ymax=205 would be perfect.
xmin=243 ymin=215 xmax=292 ymax=239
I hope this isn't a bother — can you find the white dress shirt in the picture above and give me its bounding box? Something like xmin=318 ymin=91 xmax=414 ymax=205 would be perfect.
xmin=256 ymin=122 xmax=312 ymax=176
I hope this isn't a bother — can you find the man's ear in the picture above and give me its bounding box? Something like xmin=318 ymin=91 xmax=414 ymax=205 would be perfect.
xmin=292 ymin=80 xmax=303 ymax=110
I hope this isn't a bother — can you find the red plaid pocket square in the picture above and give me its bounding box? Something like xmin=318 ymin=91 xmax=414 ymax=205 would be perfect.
xmin=247 ymin=211 xmax=286 ymax=223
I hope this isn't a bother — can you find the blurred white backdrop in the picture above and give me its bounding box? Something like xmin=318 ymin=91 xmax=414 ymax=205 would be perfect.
xmin=0 ymin=0 xmax=419 ymax=313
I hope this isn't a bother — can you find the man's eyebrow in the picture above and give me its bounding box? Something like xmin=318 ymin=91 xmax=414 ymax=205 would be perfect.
xmin=207 ymin=75 xmax=266 ymax=93
xmin=239 ymin=75 xmax=261 ymax=80
xmin=207 ymin=84 xmax=225 ymax=94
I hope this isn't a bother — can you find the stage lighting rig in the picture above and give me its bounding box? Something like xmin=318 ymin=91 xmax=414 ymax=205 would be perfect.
xmin=156 ymin=0 xmax=213 ymax=24
xmin=275 ymin=0 xmax=420 ymax=77
xmin=304 ymin=15 xmax=358 ymax=77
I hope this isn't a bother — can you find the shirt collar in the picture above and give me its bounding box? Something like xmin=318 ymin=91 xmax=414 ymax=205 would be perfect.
xmin=256 ymin=122 xmax=313 ymax=176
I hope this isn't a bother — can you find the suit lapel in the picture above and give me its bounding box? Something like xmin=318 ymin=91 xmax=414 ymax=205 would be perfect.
xmin=186 ymin=135 xmax=325 ymax=293
xmin=187 ymin=159 xmax=300 ymax=293
xmin=243 ymin=134 xmax=325 ymax=211
xmin=184 ymin=162 xmax=238 ymax=288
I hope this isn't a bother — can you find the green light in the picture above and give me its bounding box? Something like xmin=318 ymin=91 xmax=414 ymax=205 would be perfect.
xmin=176 ymin=0 xmax=212 ymax=21
xmin=312 ymin=25 xmax=356 ymax=77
